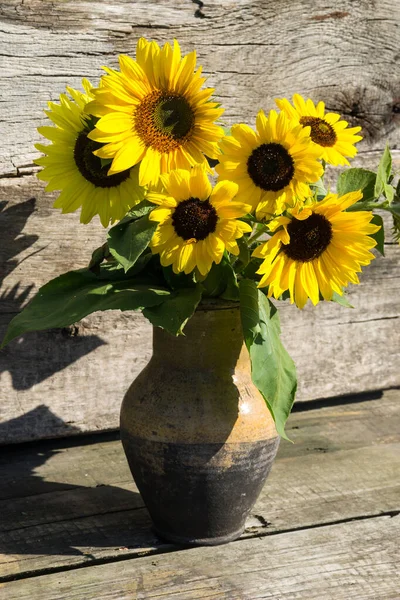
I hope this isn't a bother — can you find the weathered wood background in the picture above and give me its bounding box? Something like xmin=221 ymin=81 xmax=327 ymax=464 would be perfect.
xmin=0 ymin=0 xmax=399 ymax=442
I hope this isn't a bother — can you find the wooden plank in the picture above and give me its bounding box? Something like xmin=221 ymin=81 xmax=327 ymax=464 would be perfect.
xmin=0 ymin=444 xmax=398 ymax=580
xmin=0 ymin=0 xmax=399 ymax=176
xmin=1 ymin=516 xmax=399 ymax=599
xmin=0 ymin=393 xmax=399 ymax=579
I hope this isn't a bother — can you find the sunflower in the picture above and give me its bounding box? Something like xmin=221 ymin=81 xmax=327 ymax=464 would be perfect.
xmin=215 ymin=109 xmax=323 ymax=220
xmin=147 ymin=166 xmax=252 ymax=276
xmin=35 ymin=80 xmax=144 ymax=227
xmin=85 ymin=38 xmax=224 ymax=188
xmin=275 ymin=94 xmax=362 ymax=166
xmin=253 ymin=191 xmax=380 ymax=309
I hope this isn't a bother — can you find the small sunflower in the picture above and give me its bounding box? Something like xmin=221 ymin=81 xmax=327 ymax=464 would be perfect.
xmin=215 ymin=109 xmax=323 ymax=219
xmin=253 ymin=191 xmax=380 ymax=309
xmin=85 ymin=38 xmax=224 ymax=187
xmin=35 ymin=80 xmax=144 ymax=227
xmin=275 ymin=94 xmax=362 ymax=166
xmin=147 ymin=167 xmax=252 ymax=276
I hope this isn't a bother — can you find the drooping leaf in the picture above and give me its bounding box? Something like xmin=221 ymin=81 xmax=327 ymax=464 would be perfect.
xmin=336 ymin=168 xmax=376 ymax=202
xmin=108 ymin=213 xmax=157 ymax=273
xmin=374 ymin=144 xmax=392 ymax=198
xmin=1 ymin=269 xmax=170 ymax=347
xmin=143 ymin=285 xmax=203 ymax=335
xmin=370 ymin=214 xmax=385 ymax=256
xmin=239 ymin=279 xmax=297 ymax=440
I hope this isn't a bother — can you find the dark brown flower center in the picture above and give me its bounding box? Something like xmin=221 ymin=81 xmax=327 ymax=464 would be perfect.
xmin=299 ymin=116 xmax=337 ymax=147
xmin=247 ymin=143 xmax=295 ymax=191
xmin=74 ymin=133 xmax=130 ymax=188
xmin=135 ymin=90 xmax=195 ymax=153
xmin=172 ymin=197 xmax=218 ymax=241
xmin=283 ymin=212 xmax=333 ymax=262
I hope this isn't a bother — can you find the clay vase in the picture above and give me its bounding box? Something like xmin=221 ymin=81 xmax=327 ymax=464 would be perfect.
xmin=120 ymin=301 xmax=280 ymax=546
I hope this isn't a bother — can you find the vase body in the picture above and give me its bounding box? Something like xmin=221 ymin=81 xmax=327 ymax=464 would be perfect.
xmin=120 ymin=302 xmax=280 ymax=545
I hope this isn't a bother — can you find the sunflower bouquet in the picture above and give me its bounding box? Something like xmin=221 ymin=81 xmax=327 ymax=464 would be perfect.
xmin=3 ymin=38 xmax=399 ymax=437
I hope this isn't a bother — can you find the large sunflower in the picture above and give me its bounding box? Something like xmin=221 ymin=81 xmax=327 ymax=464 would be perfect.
xmin=147 ymin=166 xmax=252 ymax=275
xmin=253 ymin=191 xmax=379 ymax=308
xmin=215 ymin=110 xmax=323 ymax=219
xmin=85 ymin=38 xmax=224 ymax=187
xmin=35 ymin=80 xmax=144 ymax=227
xmin=275 ymin=94 xmax=362 ymax=166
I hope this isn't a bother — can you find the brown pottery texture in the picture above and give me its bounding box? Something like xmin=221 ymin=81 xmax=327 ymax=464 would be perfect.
xmin=120 ymin=302 xmax=280 ymax=545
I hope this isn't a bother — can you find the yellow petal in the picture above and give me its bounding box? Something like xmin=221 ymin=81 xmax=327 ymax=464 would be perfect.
xmin=109 ymin=139 xmax=145 ymax=174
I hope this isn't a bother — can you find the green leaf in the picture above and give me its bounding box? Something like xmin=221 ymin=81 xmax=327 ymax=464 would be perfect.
xmin=200 ymin=255 xmax=239 ymax=300
xmin=374 ymin=144 xmax=392 ymax=198
xmin=337 ymin=168 xmax=376 ymax=202
xmin=311 ymin=178 xmax=328 ymax=199
xmin=241 ymin=256 xmax=262 ymax=281
xmin=143 ymin=285 xmax=203 ymax=335
xmin=108 ymin=214 xmax=157 ymax=273
xmin=383 ymin=182 xmax=395 ymax=204
xmin=162 ymin=266 xmax=196 ymax=290
xmin=370 ymin=214 xmax=385 ymax=256
xmin=234 ymin=236 xmax=251 ymax=273
xmin=123 ymin=200 xmax=154 ymax=222
xmin=239 ymin=279 xmax=297 ymax=440
xmin=1 ymin=270 xmax=171 ymax=347
xmin=331 ymin=291 xmax=354 ymax=308
xmin=88 ymin=243 xmax=110 ymax=274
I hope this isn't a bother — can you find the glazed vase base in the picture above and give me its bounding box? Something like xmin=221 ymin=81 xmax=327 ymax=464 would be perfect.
xmin=153 ymin=525 xmax=245 ymax=547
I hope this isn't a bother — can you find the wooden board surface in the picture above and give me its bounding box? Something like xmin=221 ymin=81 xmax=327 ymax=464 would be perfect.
xmin=1 ymin=0 xmax=400 ymax=441
xmin=2 ymin=517 xmax=399 ymax=599
xmin=0 ymin=391 xmax=399 ymax=583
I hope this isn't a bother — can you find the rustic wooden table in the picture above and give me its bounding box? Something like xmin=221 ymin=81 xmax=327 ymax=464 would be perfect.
xmin=0 ymin=390 xmax=399 ymax=599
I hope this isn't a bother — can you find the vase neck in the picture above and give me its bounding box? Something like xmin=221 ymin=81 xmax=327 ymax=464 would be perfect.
xmin=152 ymin=306 xmax=245 ymax=371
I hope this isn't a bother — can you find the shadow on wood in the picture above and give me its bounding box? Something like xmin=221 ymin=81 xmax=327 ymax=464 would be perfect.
xmin=0 ymin=197 xmax=106 ymax=392
xmin=0 ymin=415 xmax=149 ymax=562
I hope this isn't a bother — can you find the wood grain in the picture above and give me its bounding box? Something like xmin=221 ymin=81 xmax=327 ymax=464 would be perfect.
xmin=0 ymin=392 xmax=399 ymax=579
xmin=1 ymin=0 xmax=399 ymax=176
xmin=1 ymin=0 xmax=400 ymax=440
xmin=1 ymin=516 xmax=399 ymax=599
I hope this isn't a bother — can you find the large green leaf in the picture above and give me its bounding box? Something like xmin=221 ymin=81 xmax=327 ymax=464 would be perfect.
xmin=239 ymin=279 xmax=297 ymax=440
xmin=108 ymin=213 xmax=157 ymax=273
xmin=1 ymin=269 xmax=170 ymax=347
xmin=336 ymin=168 xmax=376 ymax=202
xmin=143 ymin=285 xmax=203 ymax=335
